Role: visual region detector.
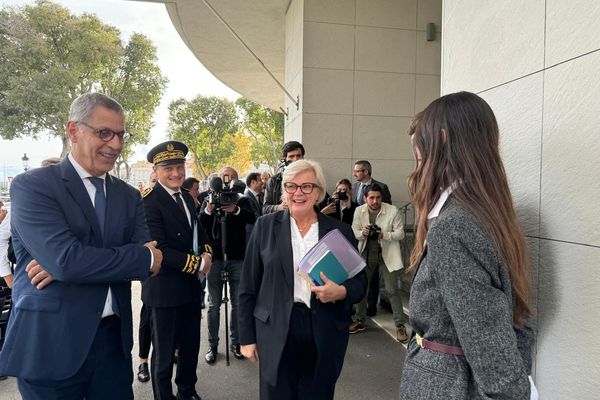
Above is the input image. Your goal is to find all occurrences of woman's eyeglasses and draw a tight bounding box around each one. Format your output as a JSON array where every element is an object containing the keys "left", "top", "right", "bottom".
[{"left": 283, "top": 182, "right": 320, "bottom": 194}]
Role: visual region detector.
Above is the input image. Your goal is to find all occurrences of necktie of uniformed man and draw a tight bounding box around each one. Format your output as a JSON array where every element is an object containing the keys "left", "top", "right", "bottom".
[
  {"left": 174, "top": 192, "right": 186, "bottom": 215},
  {"left": 89, "top": 177, "right": 106, "bottom": 235}
]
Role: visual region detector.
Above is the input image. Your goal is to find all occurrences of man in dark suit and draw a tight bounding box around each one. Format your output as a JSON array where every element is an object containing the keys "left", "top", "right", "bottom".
[
  {"left": 201, "top": 166, "right": 256, "bottom": 364},
  {"left": 0, "top": 92, "right": 163, "bottom": 399},
  {"left": 142, "top": 141, "right": 213, "bottom": 400},
  {"left": 243, "top": 172, "right": 264, "bottom": 241},
  {"left": 244, "top": 172, "right": 264, "bottom": 213},
  {"left": 352, "top": 160, "right": 392, "bottom": 205}
]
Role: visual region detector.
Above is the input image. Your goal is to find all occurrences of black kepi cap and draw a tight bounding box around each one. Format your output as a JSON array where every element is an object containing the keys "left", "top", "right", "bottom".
[{"left": 147, "top": 141, "right": 188, "bottom": 165}]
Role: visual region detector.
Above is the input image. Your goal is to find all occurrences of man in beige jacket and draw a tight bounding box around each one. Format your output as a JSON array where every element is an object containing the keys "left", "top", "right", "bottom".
[{"left": 350, "top": 183, "right": 408, "bottom": 343}]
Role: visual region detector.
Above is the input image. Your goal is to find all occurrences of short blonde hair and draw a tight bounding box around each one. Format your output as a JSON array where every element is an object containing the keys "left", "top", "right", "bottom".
[{"left": 282, "top": 159, "right": 326, "bottom": 203}]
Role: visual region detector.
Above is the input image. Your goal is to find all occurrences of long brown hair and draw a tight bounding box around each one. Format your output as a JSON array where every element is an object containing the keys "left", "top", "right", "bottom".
[{"left": 407, "top": 92, "right": 531, "bottom": 325}]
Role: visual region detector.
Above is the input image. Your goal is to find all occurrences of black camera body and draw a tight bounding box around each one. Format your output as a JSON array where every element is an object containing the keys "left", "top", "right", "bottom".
[
  {"left": 328, "top": 190, "right": 349, "bottom": 205},
  {"left": 336, "top": 190, "right": 348, "bottom": 201},
  {"left": 368, "top": 224, "right": 381, "bottom": 238},
  {"left": 208, "top": 174, "right": 239, "bottom": 208}
]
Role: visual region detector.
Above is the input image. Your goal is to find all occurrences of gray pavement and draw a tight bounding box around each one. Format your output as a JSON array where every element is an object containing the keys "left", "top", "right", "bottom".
[{"left": 1, "top": 282, "right": 406, "bottom": 399}]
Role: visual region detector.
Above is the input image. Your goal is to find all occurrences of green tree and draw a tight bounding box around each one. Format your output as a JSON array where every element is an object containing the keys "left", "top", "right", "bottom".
[
  {"left": 168, "top": 95, "right": 239, "bottom": 179},
  {"left": 235, "top": 97, "right": 284, "bottom": 172},
  {"left": 0, "top": 1, "right": 166, "bottom": 178}
]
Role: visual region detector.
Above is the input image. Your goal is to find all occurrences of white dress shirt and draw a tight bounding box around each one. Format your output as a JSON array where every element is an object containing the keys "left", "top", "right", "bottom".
[
  {"left": 158, "top": 181, "right": 191, "bottom": 226},
  {"left": 0, "top": 210, "right": 11, "bottom": 278},
  {"left": 290, "top": 218, "right": 318, "bottom": 307}
]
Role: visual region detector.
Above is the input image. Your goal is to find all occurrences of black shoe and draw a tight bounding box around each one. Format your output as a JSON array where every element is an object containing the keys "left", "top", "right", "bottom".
[
  {"left": 137, "top": 363, "right": 150, "bottom": 383},
  {"left": 230, "top": 343, "right": 245, "bottom": 360},
  {"left": 205, "top": 347, "right": 217, "bottom": 364},
  {"left": 176, "top": 393, "right": 202, "bottom": 400},
  {"left": 0, "top": 375, "right": 8, "bottom": 381}
]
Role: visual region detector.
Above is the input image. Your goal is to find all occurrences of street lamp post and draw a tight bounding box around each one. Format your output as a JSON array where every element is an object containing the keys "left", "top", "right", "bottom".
[{"left": 21, "top": 153, "right": 30, "bottom": 172}]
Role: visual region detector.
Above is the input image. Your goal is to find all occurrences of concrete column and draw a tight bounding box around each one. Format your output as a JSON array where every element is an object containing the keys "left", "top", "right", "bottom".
[{"left": 284, "top": 0, "right": 441, "bottom": 204}]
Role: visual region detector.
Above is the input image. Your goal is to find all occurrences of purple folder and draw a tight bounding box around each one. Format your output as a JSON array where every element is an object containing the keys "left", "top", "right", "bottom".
[{"left": 298, "top": 228, "right": 366, "bottom": 284}]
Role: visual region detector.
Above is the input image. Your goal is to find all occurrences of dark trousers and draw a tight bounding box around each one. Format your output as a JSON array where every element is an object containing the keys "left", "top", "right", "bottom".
[
  {"left": 138, "top": 304, "right": 152, "bottom": 359},
  {"left": 18, "top": 316, "right": 133, "bottom": 400},
  {"left": 367, "top": 263, "right": 380, "bottom": 311},
  {"left": 260, "top": 303, "right": 336, "bottom": 400},
  {"left": 206, "top": 259, "right": 242, "bottom": 349},
  {"left": 150, "top": 303, "right": 201, "bottom": 400}
]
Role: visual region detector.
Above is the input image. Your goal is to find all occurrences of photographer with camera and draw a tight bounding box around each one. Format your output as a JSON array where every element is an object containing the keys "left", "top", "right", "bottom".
[
  {"left": 350, "top": 183, "right": 408, "bottom": 343},
  {"left": 262, "top": 141, "right": 305, "bottom": 214},
  {"left": 201, "top": 166, "right": 256, "bottom": 365},
  {"left": 320, "top": 178, "right": 358, "bottom": 225}
]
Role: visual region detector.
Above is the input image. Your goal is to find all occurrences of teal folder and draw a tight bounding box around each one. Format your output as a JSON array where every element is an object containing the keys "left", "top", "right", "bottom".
[{"left": 308, "top": 250, "right": 348, "bottom": 286}]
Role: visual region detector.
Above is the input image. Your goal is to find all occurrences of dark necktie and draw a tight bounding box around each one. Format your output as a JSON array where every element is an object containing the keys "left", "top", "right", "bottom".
[
  {"left": 89, "top": 176, "right": 119, "bottom": 316},
  {"left": 174, "top": 192, "right": 187, "bottom": 216},
  {"left": 89, "top": 177, "right": 106, "bottom": 235},
  {"left": 257, "top": 192, "right": 263, "bottom": 207}
]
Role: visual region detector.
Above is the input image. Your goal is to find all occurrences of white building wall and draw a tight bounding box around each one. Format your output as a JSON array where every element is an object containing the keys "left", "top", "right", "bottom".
[
  {"left": 285, "top": 0, "right": 442, "bottom": 204},
  {"left": 442, "top": 1, "right": 600, "bottom": 398}
]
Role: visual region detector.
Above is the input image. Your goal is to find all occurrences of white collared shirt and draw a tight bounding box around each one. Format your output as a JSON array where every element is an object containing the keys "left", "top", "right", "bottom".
[
  {"left": 427, "top": 185, "right": 455, "bottom": 221},
  {"left": 290, "top": 218, "right": 318, "bottom": 307},
  {"left": 0, "top": 210, "right": 11, "bottom": 278},
  {"left": 158, "top": 181, "right": 191, "bottom": 226}
]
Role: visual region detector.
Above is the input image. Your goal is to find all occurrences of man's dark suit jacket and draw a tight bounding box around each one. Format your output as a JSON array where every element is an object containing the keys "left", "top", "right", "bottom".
[
  {"left": 141, "top": 182, "right": 212, "bottom": 307},
  {"left": 352, "top": 178, "right": 392, "bottom": 204},
  {"left": 0, "top": 158, "right": 152, "bottom": 380},
  {"left": 238, "top": 211, "right": 367, "bottom": 387}
]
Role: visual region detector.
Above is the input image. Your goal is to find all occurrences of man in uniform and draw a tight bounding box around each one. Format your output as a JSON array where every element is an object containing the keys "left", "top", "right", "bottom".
[{"left": 142, "top": 141, "right": 213, "bottom": 400}]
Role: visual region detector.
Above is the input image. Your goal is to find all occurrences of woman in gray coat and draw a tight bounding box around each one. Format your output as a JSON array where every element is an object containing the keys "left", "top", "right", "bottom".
[{"left": 399, "top": 92, "right": 534, "bottom": 399}]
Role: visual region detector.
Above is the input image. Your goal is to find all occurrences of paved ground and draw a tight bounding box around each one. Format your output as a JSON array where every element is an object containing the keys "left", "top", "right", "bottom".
[{"left": 0, "top": 282, "right": 407, "bottom": 399}]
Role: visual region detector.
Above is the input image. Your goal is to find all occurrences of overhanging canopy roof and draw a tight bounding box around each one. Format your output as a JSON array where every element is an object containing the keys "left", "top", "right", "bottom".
[{"left": 134, "top": 0, "right": 286, "bottom": 110}]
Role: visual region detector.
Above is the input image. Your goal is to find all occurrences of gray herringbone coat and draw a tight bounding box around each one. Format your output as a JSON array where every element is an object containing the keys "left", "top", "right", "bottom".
[{"left": 399, "top": 203, "right": 532, "bottom": 399}]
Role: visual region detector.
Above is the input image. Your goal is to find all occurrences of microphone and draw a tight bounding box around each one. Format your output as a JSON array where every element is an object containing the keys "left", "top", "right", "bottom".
[{"left": 209, "top": 176, "right": 223, "bottom": 192}]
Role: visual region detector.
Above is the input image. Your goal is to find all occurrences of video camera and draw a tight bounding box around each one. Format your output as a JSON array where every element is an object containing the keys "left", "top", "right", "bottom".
[
  {"left": 208, "top": 174, "right": 239, "bottom": 208},
  {"left": 367, "top": 224, "right": 381, "bottom": 238}
]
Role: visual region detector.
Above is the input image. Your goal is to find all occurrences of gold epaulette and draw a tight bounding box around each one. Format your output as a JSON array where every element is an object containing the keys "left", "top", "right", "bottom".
[
  {"left": 142, "top": 187, "right": 153, "bottom": 198},
  {"left": 182, "top": 254, "right": 202, "bottom": 274},
  {"left": 204, "top": 244, "right": 213, "bottom": 256}
]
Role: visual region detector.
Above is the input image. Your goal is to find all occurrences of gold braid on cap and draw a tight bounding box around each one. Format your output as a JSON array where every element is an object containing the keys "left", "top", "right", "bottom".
[{"left": 153, "top": 150, "right": 185, "bottom": 164}]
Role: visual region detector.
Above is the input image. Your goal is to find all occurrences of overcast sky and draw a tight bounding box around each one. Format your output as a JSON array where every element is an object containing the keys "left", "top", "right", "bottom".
[{"left": 0, "top": 0, "right": 239, "bottom": 171}]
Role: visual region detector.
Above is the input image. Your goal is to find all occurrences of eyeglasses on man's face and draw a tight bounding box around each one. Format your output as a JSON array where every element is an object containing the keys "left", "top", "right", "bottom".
[
  {"left": 77, "top": 121, "right": 130, "bottom": 143},
  {"left": 353, "top": 168, "right": 365, "bottom": 173},
  {"left": 283, "top": 182, "right": 320, "bottom": 195}
]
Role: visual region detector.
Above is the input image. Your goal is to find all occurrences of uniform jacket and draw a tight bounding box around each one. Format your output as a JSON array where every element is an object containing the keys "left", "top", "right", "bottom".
[
  {"left": 238, "top": 211, "right": 367, "bottom": 387},
  {"left": 352, "top": 202, "right": 404, "bottom": 272},
  {"left": 0, "top": 158, "right": 151, "bottom": 380},
  {"left": 141, "top": 182, "right": 212, "bottom": 308},
  {"left": 399, "top": 203, "right": 531, "bottom": 399}
]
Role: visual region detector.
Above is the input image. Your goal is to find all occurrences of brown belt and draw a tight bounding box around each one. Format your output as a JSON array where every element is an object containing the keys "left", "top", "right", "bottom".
[{"left": 415, "top": 334, "right": 464, "bottom": 356}]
